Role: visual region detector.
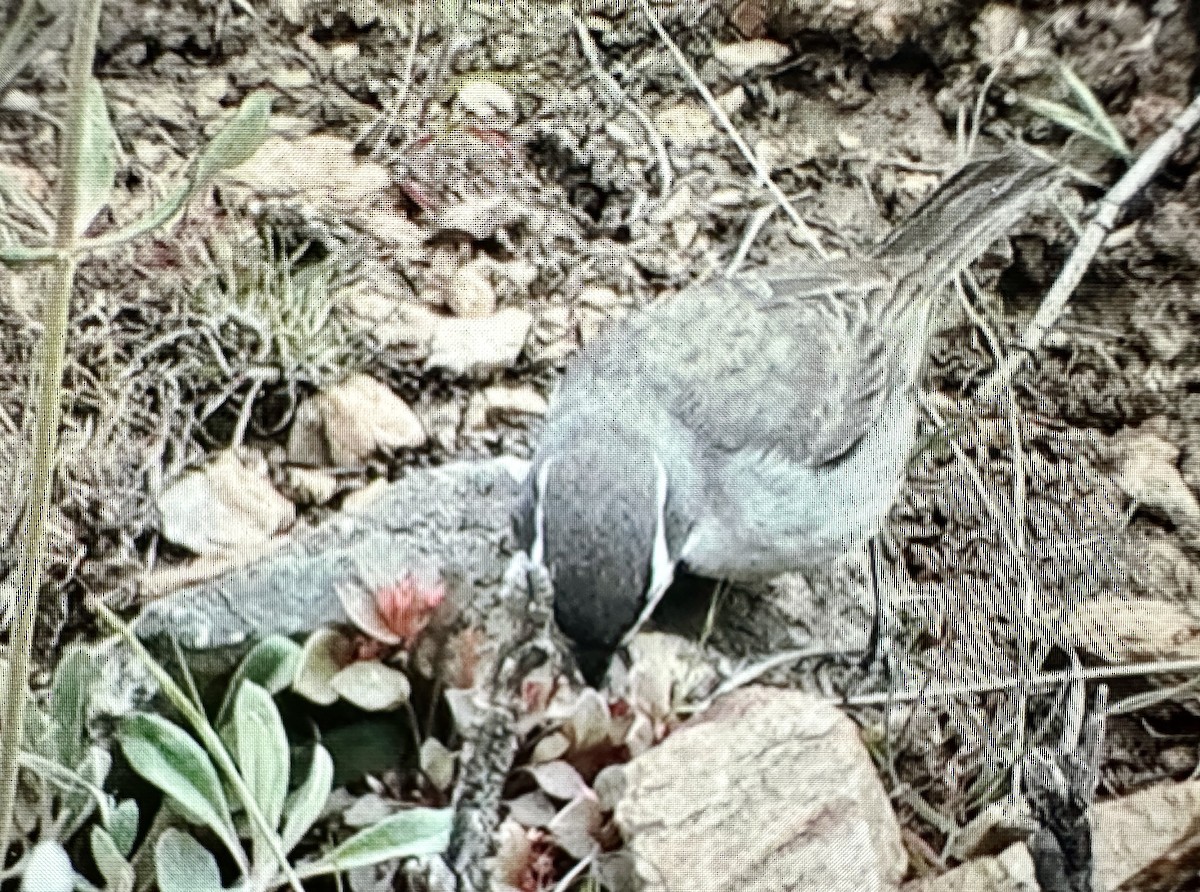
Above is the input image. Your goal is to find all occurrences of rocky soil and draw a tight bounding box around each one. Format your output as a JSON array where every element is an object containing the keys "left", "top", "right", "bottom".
[{"left": 5, "top": 0, "right": 1200, "bottom": 888}]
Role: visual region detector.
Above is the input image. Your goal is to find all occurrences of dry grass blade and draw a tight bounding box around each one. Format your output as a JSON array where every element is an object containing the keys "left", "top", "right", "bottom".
[{"left": 634, "top": 0, "right": 827, "bottom": 257}]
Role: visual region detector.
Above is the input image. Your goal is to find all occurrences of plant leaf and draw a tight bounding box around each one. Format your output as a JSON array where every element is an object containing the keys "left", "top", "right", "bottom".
[
  {"left": 90, "top": 827, "right": 135, "bottom": 892},
  {"left": 50, "top": 644, "right": 96, "bottom": 766},
  {"left": 1060, "top": 64, "right": 1131, "bottom": 158},
  {"left": 118, "top": 713, "right": 245, "bottom": 870},
  {"left": 0, "top": 239, "right": 52, "bottom": 264},
  {"left": 20, "top": 696, "right": 52, "bottom": 758},
  {"left": 280, "top": 744, "right": 333, "bottom": 854},
  {"left": 88, "top": 183, "right": 190, "bottom": 246},
  {"left": 1016, "top": 93, "right": 1125, "bottom": 158},
  {"left": 85, "top": 90, "right": 271, "bottom": 250},
  {"left": 58, "top": 746, "right": 112, "bottom": 840},
  {"left": 19, "top": 840, "right": 74, "bottom": 892},
  {"left": 74, "top": 78, "right": 117, "bottom": 235},
  {"left": 292, "top": 628, "right": 349, "bottom": 706},
  {"left": 330, "top": 660, "right": 411, "bottom": 712},
  {"left": 526, "top": 760, "right": 588, "bottom": 802},
  {"left": 106, "top": 798, "right": 140, "bottom": 858},
  {"left": 193, "top": 89, "right": 272, "bottom": 185},
  {"left": 216, "top": 635, "right": 301, "bottom": 727},
  {"left": 154, "top": 829, "right": 224, "bottom": 892},
  {"left": 298, "top": 808, "right": 452, "bottom": 877},
  {"left": 232, "top": 681, "right": 289, "bottom": 833}
]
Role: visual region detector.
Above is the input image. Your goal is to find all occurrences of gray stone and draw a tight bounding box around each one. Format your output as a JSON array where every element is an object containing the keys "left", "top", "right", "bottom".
[{"left": 136, "top": 458, "right": 528, "bottom": 652}]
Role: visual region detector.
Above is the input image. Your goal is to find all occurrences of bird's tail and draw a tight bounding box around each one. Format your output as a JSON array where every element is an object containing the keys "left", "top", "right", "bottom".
[{"left": 874, "top": 147, "right": 1062, "bottom": 289}]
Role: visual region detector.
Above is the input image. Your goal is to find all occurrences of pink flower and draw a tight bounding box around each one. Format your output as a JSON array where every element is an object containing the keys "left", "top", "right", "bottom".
[{"left": 373, "top": 572, "right": 447, "bottom": 643}]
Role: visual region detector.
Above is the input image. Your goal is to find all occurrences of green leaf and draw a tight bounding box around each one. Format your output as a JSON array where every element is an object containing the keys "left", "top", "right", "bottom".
[
  {"left": 1018, "top": 94, "right": 1103, "bottom": 140},
  {"left": 236, "top": 635, "right": 303, "bottom": 696},
  {"left": 1017, "top": 93, "right": 1127, "bottom": 159},
  {"left": 1060, "top": 64, "right": 1131, "bottom": 159},
  {"left": 50, "top": 644, "right": 96, "bottom": 766},
  {"left": 21, "top": 699, "right": 52, "bottom": 758},
  {"left": 216, "top": 635, "right": 301, "bottom": 727},
  {"left": 298, "top": 808, "right": 452, "bottom": 877},
  {"left": 89, "top": 182, "right": 190, "bottom": 247},
  {"left": 232, "top": 681, "right": 289, "bottom": 832},
  {"left": 193, "top": 90, "right": 272, "bottom": 185},
  {"left": 106, "top": 799, "right": 140, "bottom": 858},
  {"left": 330, "top": 660, "right": 411, "bottom": 712},
  {"left": 280, "top": 744, "right": 333, "bottom": 854},
  {"left": 291, "top": 628, "right": 347, "bottom": 707},
  {"left": 58, "top": 746, "right": 111, "bottom": 839},
  {"left": 118, "top": 713, "right": 244, "bottom": 870},
  {"left": 90, "top": 827, "right": 135, "bottom": 892},
  {"left": 19, "top": 840, "right": 74, "bottom": 892},
  {"left": 74, "top": 78, "right": 117, "bottom": 235},
  {"left": 0, "top": 239, "right": 53, "bottom": 265},
  {"left": 154, "top": 829, "right": 224, "bottom": 892},
  {"left": 85, "top": 90, "right": 271, "bottom": 251}
]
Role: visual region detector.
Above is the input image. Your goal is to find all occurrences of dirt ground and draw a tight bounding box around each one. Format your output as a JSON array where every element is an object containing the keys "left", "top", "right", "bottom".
[{"left": 4, "top": 0, "right": 1200, "bottom": 887}]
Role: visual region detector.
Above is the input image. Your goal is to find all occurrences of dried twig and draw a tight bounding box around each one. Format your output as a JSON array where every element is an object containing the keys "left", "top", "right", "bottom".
[
  {"left": 919, "top": 393, "right": 1038, "bottom": 604},
  {"left": 571, "top": 15, "right": 672, "bottom": 197},
  {"left": 844, "top": 655, "right": 1200, "bottom": 707},
  {"left": 690, "top": 646, "right": 849, "bottom": 706},
  {"left": 726, "top": 204, "right": 777, "bottom": 276},
  {"left": 634, "top": 0, "right": 828, "bottom": 258},
  {"left": 436, "top": 554, "right": 558, "bottom": 892},
  {"left": 1022, "top": 681, "right": 1106, "bottom": 892},
  {"left": 978, "top": 90, "right": 1200, "bottom": 398},
  {"left": 363, "top": 0, "right": 423, "bottom": 155},
  {"left": 951, "top": 273, "right": 1043, "bottom": 791}
]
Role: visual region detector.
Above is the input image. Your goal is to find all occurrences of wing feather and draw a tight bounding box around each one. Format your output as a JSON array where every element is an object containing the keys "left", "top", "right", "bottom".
[{"left": 560, "top": 262, "right": 904, "bottom": 468}]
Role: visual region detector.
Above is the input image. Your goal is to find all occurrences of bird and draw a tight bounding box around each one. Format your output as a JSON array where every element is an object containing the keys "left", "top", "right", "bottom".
[{"left": 515, "top": 148, "right": 1061, "bottom": 683}]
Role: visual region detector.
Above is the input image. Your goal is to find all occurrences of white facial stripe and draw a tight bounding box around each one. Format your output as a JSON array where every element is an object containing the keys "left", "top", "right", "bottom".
[
  {"left": 622, "top": 456, "right": 676, "bottom": 647},
  {"left": 650, "top": 456, "right": 672, "bottom": 592},
  {"left": 530, "top": 458, "right": 554, "bottom": 566}
]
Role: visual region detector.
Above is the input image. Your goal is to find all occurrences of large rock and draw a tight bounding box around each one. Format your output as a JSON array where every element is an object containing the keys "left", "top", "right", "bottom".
[
  {"left": 616, "top": 687, "right": 906, "bottom": 892},
  {"left": 903, "top": 845, "right": 1037, "bottom": 892},
  {"left": 136, "top": 457, "right": 527, "bottom": 651},
  {"left": 1093, "top": 778, "right": 1200, "bottom": 890}
]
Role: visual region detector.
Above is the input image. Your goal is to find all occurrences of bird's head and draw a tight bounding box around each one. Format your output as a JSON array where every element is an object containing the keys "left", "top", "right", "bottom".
[{"left": 515, "top": 437, "right": 674, "bottom": 684}]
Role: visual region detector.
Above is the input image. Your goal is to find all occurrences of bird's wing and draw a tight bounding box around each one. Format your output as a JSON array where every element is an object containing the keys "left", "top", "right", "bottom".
[
  {"left": 755, "top": 261, "right": 913, "bottom": 463},
  {"left": 555, "top": 150, "right": 1060, "bottom": 472},
  {"left": 569, "top": 260, "right": 905, "bottom": 468}
]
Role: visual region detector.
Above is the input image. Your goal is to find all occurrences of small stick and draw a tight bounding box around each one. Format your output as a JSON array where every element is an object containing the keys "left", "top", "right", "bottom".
[
  {"left": 635, "top": 0, "right": 828, "bottom": 259},
  {"left": 440, "top": 554, "right": 559, "bottom": 891},
  {"left": 572, "top": 15, "right": 673, "bottom": 198},
  {"left": 843, "top": 654, "right": 1200, "bottom": 707},
  {"left": 978, "top": 90, "right": 1200, "bottom": 399}
]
